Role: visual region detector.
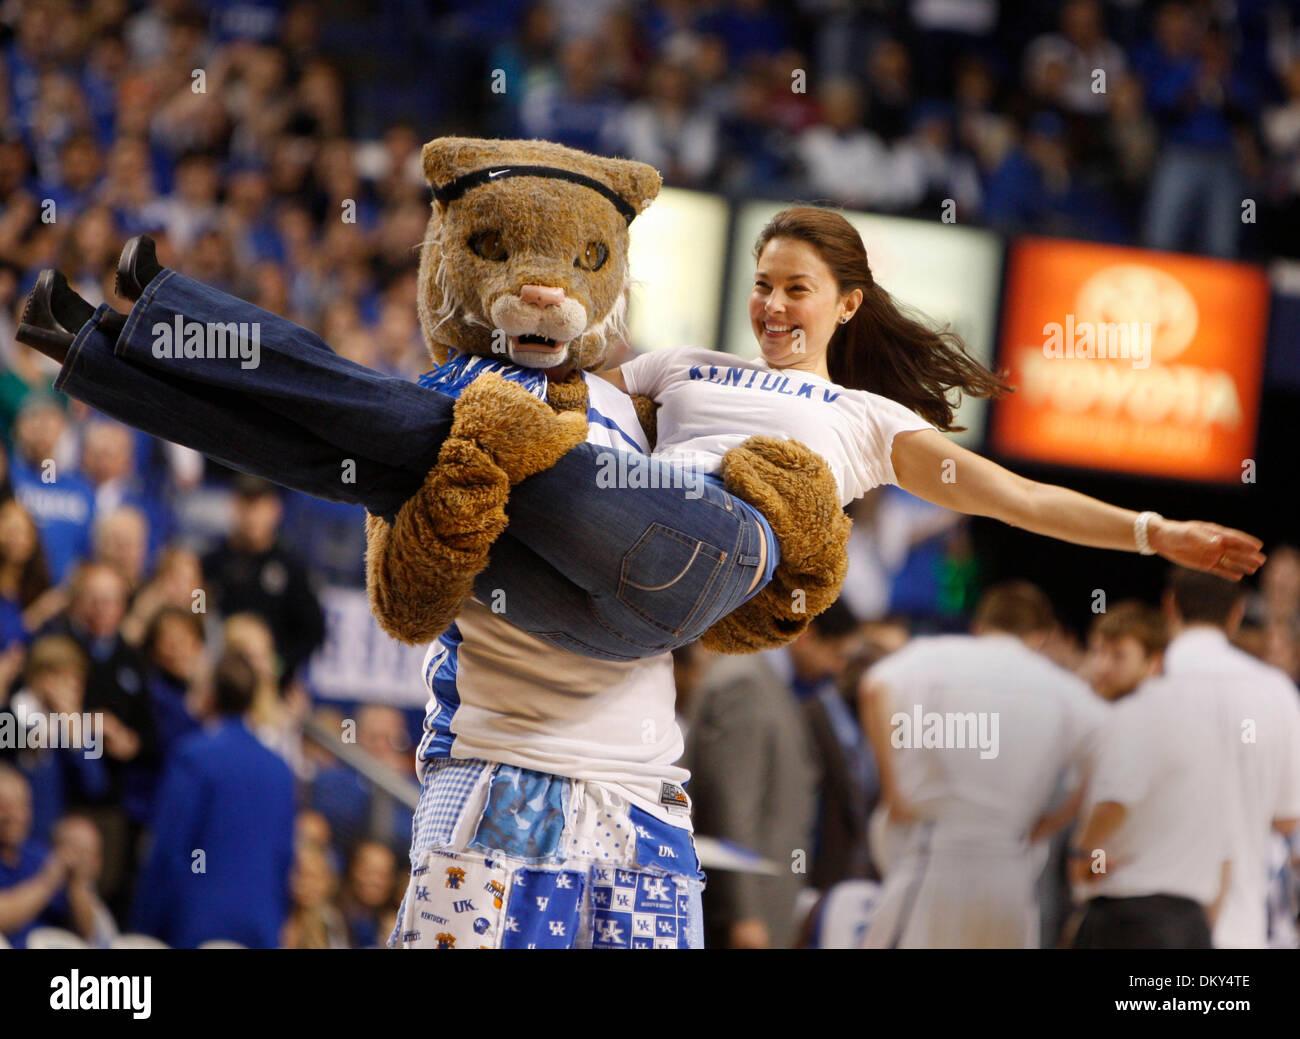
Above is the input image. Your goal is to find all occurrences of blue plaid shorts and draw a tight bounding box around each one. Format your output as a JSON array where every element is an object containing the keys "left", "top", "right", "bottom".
[{"left": 390, "top": 757, "right": 706, "bottom": 949}]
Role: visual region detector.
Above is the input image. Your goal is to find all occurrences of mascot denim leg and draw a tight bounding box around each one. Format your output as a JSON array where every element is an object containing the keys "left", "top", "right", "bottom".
[
  {"left": 391, "top": 757, "right": 706, "bottom": 949},
  {"left": 55, "top": 304, "right": 434, "bottom": 518}
]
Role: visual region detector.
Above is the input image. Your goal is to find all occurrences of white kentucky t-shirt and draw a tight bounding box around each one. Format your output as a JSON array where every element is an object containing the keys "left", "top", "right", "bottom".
[
  {"left": 414, "top": 367, "right": 691, "bottom": 828},
  {"left": 621, "top": 346, "right": 938, "bottom": 506}
]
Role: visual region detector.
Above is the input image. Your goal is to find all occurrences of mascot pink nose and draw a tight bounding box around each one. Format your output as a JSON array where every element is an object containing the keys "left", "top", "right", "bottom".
[{"left": 519, "top": 284, "right": 565, "bottom": 308}]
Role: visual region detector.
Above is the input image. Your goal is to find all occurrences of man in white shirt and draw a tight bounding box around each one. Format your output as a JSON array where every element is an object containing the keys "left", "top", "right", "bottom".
[
  {"left": 1160, "top": 568, "right": 1300, "bottom": 948},
  {"left": 1068, "top": 566, "right": 1300, "bottom": 948},
  {"left": 860, "top": 581, "right": 1106, "bottom": 948}
]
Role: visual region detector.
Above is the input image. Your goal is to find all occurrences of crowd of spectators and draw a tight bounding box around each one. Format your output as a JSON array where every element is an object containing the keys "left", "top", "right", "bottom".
[{"left": 3, "top": 0, "right": 1300, "bottom": 949}]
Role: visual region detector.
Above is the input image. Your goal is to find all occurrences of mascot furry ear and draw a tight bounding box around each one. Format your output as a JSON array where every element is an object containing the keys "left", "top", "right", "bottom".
[{"left": 364, "top": 136, "right": 849, "bottom": 654}]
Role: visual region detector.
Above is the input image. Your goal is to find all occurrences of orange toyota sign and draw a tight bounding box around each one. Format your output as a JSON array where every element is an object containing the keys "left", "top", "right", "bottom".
[{"left": 991, "top": 237, "right": 1269, "bottom": 482}]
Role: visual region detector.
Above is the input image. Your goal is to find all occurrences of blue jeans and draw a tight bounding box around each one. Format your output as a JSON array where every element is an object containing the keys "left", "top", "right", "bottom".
[{"left": 55, "top": 274, "right": 779, "bottom": 660}]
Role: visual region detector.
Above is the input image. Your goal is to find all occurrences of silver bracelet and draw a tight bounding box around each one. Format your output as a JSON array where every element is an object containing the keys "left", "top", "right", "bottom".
[{"left": 1134, "top": 511, "right": 1161, "bottom": 555}]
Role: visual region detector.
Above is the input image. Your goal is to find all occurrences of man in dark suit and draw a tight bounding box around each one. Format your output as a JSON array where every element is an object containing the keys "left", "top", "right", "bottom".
[
  {"left": 130, "top": 651, "right": 295, "bottom": 948},
  {"left": 684, "top": 601, "right": 861, "bottom": 949},
  {"left": 804, "top": 646, "right": 881, "bottom": 891},
  {"left": 200, "top": 475, "right": 326, "bottom": 687}
]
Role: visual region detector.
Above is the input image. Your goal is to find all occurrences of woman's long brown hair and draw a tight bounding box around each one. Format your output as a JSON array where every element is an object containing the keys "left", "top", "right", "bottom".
[{"left": 753, "top": 206, "right": 1013, "bottom": 431}]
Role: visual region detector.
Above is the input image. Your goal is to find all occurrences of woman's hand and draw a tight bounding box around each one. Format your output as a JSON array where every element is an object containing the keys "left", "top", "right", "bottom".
[{"left": 1149, "top": 518, "right": 1266, "bottom": 581}]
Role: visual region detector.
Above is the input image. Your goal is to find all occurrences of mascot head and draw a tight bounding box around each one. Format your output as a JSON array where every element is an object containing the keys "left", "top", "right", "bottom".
[{"left": 417, "top": 137, "right": 663, "bottom": 374}]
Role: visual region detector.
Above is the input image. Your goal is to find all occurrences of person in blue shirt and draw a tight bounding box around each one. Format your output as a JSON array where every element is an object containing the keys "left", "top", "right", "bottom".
[
  {"left": 130, "top": 650, "right": 295, "bottom": 948},
  {"left": 1135, "top": 8, "right": 1259, "bottom": 256},
  {"left": 0, "top": 764, "right": 98, "bottom": 948},
  {"left": 0, "top": 496, "right": 54, "bottom": 673},
  {"left": 8, "top": 396, "right": 95, "bottom": 585},
  {"left": 122, "top": 607, "right": 206, "bottom": 831}
]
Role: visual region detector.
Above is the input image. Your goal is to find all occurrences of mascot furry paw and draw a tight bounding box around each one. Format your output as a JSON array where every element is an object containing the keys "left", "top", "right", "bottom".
[{"left": 365, "top": 136, "right": 850, "bottom": 651}]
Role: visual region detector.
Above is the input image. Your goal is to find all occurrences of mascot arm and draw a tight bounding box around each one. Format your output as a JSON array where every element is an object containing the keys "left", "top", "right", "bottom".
[{"left": 365, "top": 444, "right": 510, "bottom": 647}]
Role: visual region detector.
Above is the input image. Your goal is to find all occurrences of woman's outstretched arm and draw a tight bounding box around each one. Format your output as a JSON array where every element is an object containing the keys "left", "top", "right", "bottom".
[{"left": 890, "top": 428, "right": 1266, "bottom": 580}]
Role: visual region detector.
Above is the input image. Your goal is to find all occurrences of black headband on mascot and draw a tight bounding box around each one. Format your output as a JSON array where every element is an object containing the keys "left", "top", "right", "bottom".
[{"left": 432, "top": 165, "right": 639, "bottom": 226}]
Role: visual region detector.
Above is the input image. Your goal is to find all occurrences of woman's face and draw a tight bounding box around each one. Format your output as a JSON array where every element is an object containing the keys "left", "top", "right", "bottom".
[
  {"left": 0, "top": 501, "right": 37, "bottom": 565},
  {"left": 749, "top": 237, "right": 854, "bottom": 371}
]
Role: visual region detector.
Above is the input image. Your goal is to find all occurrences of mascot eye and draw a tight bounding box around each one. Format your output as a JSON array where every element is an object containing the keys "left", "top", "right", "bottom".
[
  {"left": 575, "top": 241, "right": 608, "bottom": 272},
  {"left": 468, "top": 230, "right": 508, "bottom": 262}
]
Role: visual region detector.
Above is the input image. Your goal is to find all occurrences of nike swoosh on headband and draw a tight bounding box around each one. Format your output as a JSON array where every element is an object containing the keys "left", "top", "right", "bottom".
[{"left": 432, "top": 164, "right": 640, "bottom": 225}]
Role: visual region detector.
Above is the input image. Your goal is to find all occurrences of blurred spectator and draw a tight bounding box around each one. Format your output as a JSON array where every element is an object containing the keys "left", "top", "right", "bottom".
[
  {"left": 842, "top": 487, "right": 959, "bottom": 623},
  {"left": 140, "top": 606, "right": 206, "bottom": 756},
  {"left": 865, "top": 39, "right": 917, "bottom": 144},
  {"left": 803, "top": 603, "right": 880, "bottom": 892},
  {"left": 861, "top": 582, "right": 1105, "bottom": 948},
  {"left": 131, "top": 650, "right": 295, "bottom": 948},
  {"left": 891, "top": 102, "right": 984, "bottom": 219},
  {"left": 519, "top": 35, "right": 622, "bottom": 154},
  {"left": 669, "top": 640, "right": 710, "bottom": 738},
  {"left": 0, "top": 496, "right": 51, "bottom": 652},
  {"left": 201, "top": 475, "right": 326, "bottom": 686},
  {"left": 1080, "top": 599, "right": 1167, "bottom": 701},
  {"left": 223, "top": 612, "right": 310, "bottom": 777},
  {"left": 1158, "top": 568, "right": 1300, "bottom": 949},
  {"left": 0, "top": 764, "right": 98, "bottom": 948},
  {"left": 38, "top": 561, "right": 155, "bottom": 914},
  {"left": 125, "top": 606, "right": 209, "bottom": 832},
  {"left": 684, "top": 601, "right": 861, "bottom": 949},
  {"left": 50, "top": 813, "right": 117, "bottom": 946},
  {"left": 1071, "top": 589, "right": 1238, "bottom": 949},
  {"left": 1, "top": 635, "right": 110, "bottom": 844},
  {"left": 91, "top": 505, "right": 150, "bottom": 597},
  {"left": 309, "top": 703, "right": 413, "bottom": 856},
  {"left": 1024, "top": 0, "right": 1128, "bottom": 118},
  {"left": 984, "top": 109, "right": 1123, "bottom": 239},
  {"left": 120, "top": 544, "right": 206, "bottom": 648},
  {"left": 9, "top": 396, "right": 95, "bottom": 584},
  {"left": 607, "top": 57, "right": 718, "bottom": 187},
  {"left": 796, "top": 78, "right": 900, "bottom": 211},
  {"left": 80, "top": 419, "right": 174, "bottom": 565},
  {"left": 1137, "top": 8, "right": 1256, "bottom": 257},
  {"left": 281, "top": 839, "right": 349, "bottom": 949},
  {"left": 340, "top": 839, "right": 398, "bottom": 948}
]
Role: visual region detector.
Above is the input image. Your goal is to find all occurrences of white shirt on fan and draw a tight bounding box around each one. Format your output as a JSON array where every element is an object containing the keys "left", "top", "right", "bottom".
[
  {"left": 620, "top": 346, "right": 938, "bottom": 507},
  {"left": 1160, "top": 627, "right": 1300, "bottom": 948}
]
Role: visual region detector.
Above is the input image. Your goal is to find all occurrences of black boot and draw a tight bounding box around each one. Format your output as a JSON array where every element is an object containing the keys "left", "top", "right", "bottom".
[
  {"left": 15, "top": 270, "right": 96, "bottom": 364},
  {"left": 116, "top": 234, "right": 163, "bottom": 302}
]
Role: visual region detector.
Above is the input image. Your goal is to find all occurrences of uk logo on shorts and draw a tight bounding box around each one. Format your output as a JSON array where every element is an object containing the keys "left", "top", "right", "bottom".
[
  {"left": 591, "top": 867, "right": 691, "bottom": 949},
  {"left": 501, "top": 869, "right": 585, "bottom": 949}
]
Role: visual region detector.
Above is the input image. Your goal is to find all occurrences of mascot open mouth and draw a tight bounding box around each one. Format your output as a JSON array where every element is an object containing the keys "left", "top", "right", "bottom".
[
  {"left": 513, "top": 333, "right": 564, "bottom": 351},
  {"left": 507, "top": 333, "right": 573, "bottom": 366}
]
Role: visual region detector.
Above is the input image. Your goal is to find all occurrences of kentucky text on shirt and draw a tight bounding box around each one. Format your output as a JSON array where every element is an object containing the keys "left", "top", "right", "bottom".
[{"left": 688, "top": 364, "right": 842, "bottom": 403}]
